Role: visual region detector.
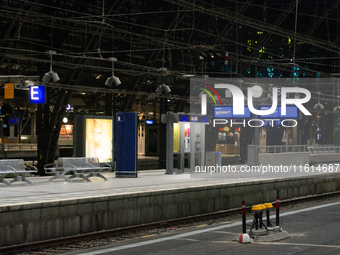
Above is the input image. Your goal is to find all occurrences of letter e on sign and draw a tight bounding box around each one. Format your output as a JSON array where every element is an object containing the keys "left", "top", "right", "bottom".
[{"left": 30, "top": 86, "right": 46, "bottom": 104}]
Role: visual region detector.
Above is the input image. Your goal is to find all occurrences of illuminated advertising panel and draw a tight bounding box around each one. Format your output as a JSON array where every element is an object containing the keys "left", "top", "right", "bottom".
[
  {"left": 59, "top": 125, "right": 73, "bottom": 139},
  {"left": 85, "top": 118, "right": 112, "bottom": 163}
]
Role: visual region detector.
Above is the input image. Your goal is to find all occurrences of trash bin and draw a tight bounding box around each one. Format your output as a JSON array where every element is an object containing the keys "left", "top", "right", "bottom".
[{"left": 206, "top": 151, "right": 221, "bottom": 167}]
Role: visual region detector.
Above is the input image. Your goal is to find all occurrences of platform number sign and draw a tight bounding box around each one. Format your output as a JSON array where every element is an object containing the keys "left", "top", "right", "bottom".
[{"left": 30, "top": 86, "right": 46, "bottom": 104}]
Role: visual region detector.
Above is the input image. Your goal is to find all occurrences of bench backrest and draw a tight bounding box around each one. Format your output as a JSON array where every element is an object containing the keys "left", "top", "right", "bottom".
[
  {"left": 0, "top": 159, "right": 25, "bottom": 172},
  {"left": 57, "top": 157, "right": 100, "bottom": 170}
]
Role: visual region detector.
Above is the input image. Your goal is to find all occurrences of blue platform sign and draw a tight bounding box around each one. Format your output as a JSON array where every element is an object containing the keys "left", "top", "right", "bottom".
[
  {"left": 280, "top": 105, "right": 299, "bottom": 118},
  {"left": 259, "top": 106, "right": 279, "bottom": 118},
  {"left": 30, "top": 86, "right": 46, "bottom": 104},
  {"left": 115, "top": 112, "right": 138, "bottom": 178},
  {"left": 259, "top": 106, "right": 299, "bottom": 119},
  {"left": 214, "top": 106, "right": 251, "bottom": 118}
]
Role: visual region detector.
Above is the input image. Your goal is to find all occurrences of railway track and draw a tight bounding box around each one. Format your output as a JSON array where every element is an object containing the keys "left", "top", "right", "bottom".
[{"left": 1, "top": 190, "right": 340, "bottom": 255}]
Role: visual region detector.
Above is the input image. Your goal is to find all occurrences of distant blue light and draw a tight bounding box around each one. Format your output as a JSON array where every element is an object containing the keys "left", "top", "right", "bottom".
[
  {"left": 202, "top": 117, "right": 209, "bottom": 123},
  {"left": 180, "top": 116, "right": 188, "bottom": 122},
  {"left": 146, "top": 120, "right": 153, "bottom": 124},
  {"left": 267, "top": 67, "right": 274, "bottom": 78}
]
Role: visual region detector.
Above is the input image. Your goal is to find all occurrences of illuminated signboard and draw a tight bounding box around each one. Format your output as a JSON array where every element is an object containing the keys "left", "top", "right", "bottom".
[
  {"left": 85, "top": 118, "right": 112, "bottom": 163},
  {"left": 219, "top": 127, "right": 230, "bottom": 132},
  {"left": 30, "top": 86, "right": 46, "bottom": 104},
  {"left": 60, "top": 124, "right": 73, "bottom": 139},
  {"left": 214, "top": 106, "right": 251, "bottom": 119},
  {"left": 180, "top": 115, "right": 188, "bottom": 122},
  {"left": 214, "top": 107, "right": 232, "bottom": 118},
  {"left": 259, "top": 106, "right": 279, "bottom": 118},
  {"left": 8, "top": 117, "right": 20, "bottom": 125},
  {"left": 281, "top": 105, "right": 299, "bottom": 118},
  {"left": 259, "top": 106, "right": 299, "bottom": 119},
  {"left": 4, "top": 83, "right": 14, "bottom": 99},
  {"left": 178, "top": 114, "right": 210, "bottom": 123}
]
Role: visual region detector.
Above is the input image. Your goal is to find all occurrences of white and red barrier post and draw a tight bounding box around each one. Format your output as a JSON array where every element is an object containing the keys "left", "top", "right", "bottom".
[
  {"left": 239, "top": 201, "right": 250, "bottom": 243},
  {"left": 276, "top": 196, "right": 280, "bottom": 226}
]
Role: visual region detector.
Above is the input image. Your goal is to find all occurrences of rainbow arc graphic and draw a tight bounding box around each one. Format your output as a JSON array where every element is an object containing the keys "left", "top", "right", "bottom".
[{"left": 199, "top": 83, "right": 222, "bottom": 106}]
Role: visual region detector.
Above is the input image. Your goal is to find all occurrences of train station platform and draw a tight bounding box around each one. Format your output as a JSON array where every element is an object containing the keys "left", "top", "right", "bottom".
[{"left": 1, "top": 167, "right": 339, "bottom": 247}]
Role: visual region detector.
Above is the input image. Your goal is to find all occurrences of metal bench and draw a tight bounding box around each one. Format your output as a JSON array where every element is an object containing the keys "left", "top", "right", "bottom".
[
  {"left": 0, "top": 159, "right": 38, "bottom": 186},
  {"left": 44, "top": 157, "right": 111, "bottom": 182}
]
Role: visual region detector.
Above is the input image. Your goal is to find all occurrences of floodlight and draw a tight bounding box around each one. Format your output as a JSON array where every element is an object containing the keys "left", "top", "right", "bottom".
[
  {"left": 112, "top": 75, "right": 121, "bottom": 86},
  {"left": 156, "top": 84, "right": 171, "bottom": 94},
  {"left": 156, "top": 85, "right": 164, "bottom": 94},
  {"left": 42, "top": 51, "right": 60, "bottom": 83},
  {"left": 105, "top": 76, "right": 113, "bottom": 87},
  {"left": 163, "top": 84, "right": 171, "bottom": 94},
  {"left": 313, "top": 103, "right": 324, "bottom": 110},
  {"left": 313, "top": 92, "right": 324, "bottom": 111},
  {"left": 105, "top": 57, "right": 121, "bottom": 87},
  {"left": 51, "top": 71, "right": 60, "bottom": 82},
  {"left": 42, "top": 72, "right": 51, "bottom": 83},
  {"left": 105, "top": 75, "right": 121, "bottom": 87}
]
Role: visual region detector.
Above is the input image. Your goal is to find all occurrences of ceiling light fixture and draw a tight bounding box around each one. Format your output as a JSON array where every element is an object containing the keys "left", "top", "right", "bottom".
[
  {"left": 105, "top": 57, "right": 121, "bottom": 87},
  {"left": 42, "top": 50, "right": 60, "bottom": 83},
  {"left": 313, "top": 92, "right": 324, "bottom": 111},
  {"left": 156, "top": 83, "right": 171, "bottom": 94}
]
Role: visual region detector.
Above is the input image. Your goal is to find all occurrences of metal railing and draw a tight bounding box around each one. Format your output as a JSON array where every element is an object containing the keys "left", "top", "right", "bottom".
[
  {"left": 258, "top": 145, "right": 309, "bottom": 154},
  {"left": 258, "top": 144, "right": 340, "bottom": 155},
  {"left": 0, "top": 143, "right": 37, "bottom": 151},
  {"left": 308, "top": 146, "right": 340, "bottom": 154}
]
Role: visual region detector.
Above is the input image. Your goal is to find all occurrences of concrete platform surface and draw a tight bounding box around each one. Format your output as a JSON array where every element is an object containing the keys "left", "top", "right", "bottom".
[
  {"left": 1, "top": 166, "right": 339, "bottom": 246},
  {"left": 0, "top": 165, "right": 338, "bottom": 207}
]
